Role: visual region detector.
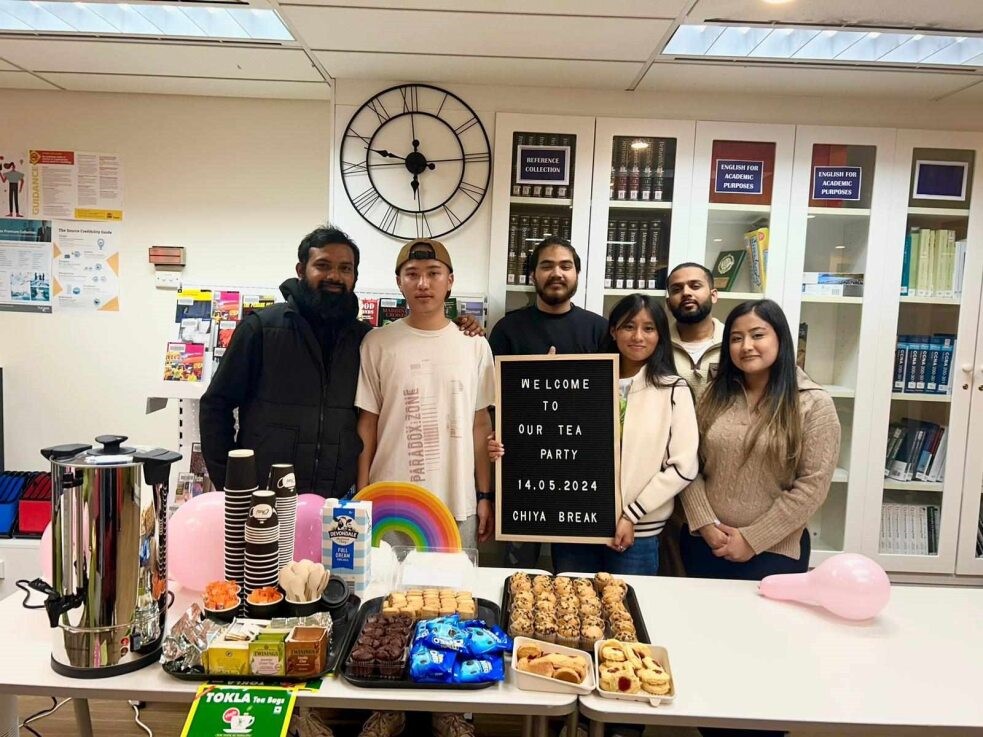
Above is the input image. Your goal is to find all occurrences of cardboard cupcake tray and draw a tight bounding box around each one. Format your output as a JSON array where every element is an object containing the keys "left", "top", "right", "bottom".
[
  {"left": 499, "top": 574, "right": 651, "bottom": 653},
  {"left": 340, "top": 596, "right": 503, "bottom": 690}
]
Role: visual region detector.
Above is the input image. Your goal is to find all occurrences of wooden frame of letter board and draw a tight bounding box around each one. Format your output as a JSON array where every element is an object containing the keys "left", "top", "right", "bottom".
[{"left": 494, "top": 354, "right": 621, "bottom": 544}]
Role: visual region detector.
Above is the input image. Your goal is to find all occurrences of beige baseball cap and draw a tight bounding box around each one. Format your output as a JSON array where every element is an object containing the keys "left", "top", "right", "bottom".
[{"left": 394, "top": 239, "right": 453, "bottom": 274}]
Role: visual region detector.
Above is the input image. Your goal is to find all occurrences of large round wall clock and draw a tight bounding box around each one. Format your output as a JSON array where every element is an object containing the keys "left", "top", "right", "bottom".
[{"left": 340, "top": 83, "right": 491, "bottom": 240}]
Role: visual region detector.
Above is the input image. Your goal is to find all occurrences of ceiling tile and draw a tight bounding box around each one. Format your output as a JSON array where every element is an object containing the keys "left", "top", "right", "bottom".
[
  {"left": 281, "top": 0, "right": 687, "bottom": 17},
  {"left": 942, "top": 78, "right": 983, "bottom": 101},
  {"left": 640, "top": 61, "right": 981, "bottom": 99},
  {"left": 284, "top": 6, "right": 669, "bottom": 61},
  {"left": 315, "top": 51, "right": 640, "bottom": 89},
  {"left": 0, "top": 39, "right": 321, "bottom": 81},
  {"left": 44, "top": 73, "right": 330, "bottom": 99},
  {"left": 689, "top": 0, "right": 983, "bottom": 32},
  {"left": 0, "top": 69, "right": 59, "bottom": 89}
]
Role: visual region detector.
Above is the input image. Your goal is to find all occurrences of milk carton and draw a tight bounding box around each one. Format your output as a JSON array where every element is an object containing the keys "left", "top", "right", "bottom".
[{"left": 322, "top": 499, "right": 372, "bottom": 597}]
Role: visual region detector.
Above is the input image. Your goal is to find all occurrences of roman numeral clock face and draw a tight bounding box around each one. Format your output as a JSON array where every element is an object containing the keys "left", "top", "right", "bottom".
[{"left": 340, "top": 84, "right": 491, "bottom": 239}]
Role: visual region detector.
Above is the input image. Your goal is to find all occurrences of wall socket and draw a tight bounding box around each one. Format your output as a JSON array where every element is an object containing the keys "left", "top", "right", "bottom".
[{"left": 155, "top": 271, "right": 182, "bottom": 290}]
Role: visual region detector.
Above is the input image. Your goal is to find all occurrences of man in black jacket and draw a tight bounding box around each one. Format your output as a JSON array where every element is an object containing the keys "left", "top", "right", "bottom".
[{"left": 200, "top": 225, "right": 370, "bottom": 497}]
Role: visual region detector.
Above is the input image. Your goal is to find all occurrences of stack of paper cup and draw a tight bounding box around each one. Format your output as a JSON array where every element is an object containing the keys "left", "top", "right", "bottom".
[
  {"left": 268, "top": 464, "right": 297, "bottom": 569},
  {"left": 244, "top": 491, "right": 279, "bottom": 594},
  {"left": 224, "top": 449, "right": 257, "bottom": 587}
]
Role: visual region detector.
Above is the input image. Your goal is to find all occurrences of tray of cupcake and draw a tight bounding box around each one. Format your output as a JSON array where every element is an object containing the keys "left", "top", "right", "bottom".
[
  {"left": 339, "top": 589, "right": 511, "bottom": 689},
  {"left": 500, "top": 572, "right": 650, "bottom": 653}
]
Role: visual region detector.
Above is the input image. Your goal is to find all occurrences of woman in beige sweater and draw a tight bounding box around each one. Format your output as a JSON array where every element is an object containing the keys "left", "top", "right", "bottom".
[
  {"left": 681, "top": 299, "right": 840, "bottom": 580},
  {"left": 491, "top": 293, "right": 700, "bottom": 575}
]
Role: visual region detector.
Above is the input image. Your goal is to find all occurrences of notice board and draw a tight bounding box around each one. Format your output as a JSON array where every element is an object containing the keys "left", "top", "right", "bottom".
[{"left": 495, "top": 354, "right": 621, "bottom": 544}]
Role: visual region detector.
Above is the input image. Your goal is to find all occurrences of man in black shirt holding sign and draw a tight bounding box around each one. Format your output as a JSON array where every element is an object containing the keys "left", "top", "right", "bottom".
[{"left": 489, "top": 235, "right": 607, "bottom": 569}]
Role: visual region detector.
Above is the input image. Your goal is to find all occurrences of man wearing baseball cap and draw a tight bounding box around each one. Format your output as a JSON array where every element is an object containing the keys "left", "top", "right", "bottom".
[{"left": 355, "top": 238, "right": 496, "bottom": 549}]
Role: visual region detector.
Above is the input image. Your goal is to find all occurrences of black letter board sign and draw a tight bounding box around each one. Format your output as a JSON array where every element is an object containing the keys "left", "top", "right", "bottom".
[{"left": 495, "top": 354, "right": 621, "bottom": 544}]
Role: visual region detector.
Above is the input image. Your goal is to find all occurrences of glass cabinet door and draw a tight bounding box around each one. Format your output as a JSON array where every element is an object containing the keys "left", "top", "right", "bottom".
[
  {"left": 487, "top": 113, "right": 595, "bottom": 324},
  {"left": 867, "top": 131, "right": 983, "bottom": 573},
  {"left": 687, "top": 122, "right": 795, "bottom": 309},
  {"left": 585, "top": 119, "right": 695, "bottom": 317},
  {"left": 784, "top": 127, "right": 896, "bottom": 566}
]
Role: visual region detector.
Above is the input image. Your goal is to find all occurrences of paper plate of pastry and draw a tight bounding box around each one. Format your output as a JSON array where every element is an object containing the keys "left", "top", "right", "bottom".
[
  {"left": 511, "top": 637, "right": 595, "bottom": 695},
  {"left": 594, "top": 638, "right": 675, "bottom": 706}
]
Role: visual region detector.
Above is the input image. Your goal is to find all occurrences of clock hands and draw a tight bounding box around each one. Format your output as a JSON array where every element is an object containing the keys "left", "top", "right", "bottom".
[{"left": 365, "top": 148, "right": 405, "bottom": 161}]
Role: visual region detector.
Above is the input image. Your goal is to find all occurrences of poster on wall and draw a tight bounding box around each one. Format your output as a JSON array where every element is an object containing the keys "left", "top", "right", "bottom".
[
  {"left": 28, "top": 150, "right": 124, "bottom": 221},
  {"left": 0, "top": 150, "right": 30, "bottom": 219},
  {"left": 52, "top": 220, "right": 121, "bottom": 311},
  {"left": 0, "top": 218, "right": 53, "bottom": 313}
]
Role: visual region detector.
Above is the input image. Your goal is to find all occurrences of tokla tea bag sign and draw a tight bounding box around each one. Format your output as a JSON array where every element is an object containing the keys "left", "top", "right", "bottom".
[{"left": 495, "top": 355, "right": 621, "bottom": 543}]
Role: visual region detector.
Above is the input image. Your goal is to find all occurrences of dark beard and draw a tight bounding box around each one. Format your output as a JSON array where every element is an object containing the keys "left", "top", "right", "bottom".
[
  {"left": 296, "top": 279, "right": 355, "bottom": 324},
  {"left": 670, "top": 299, "right": 712, "bottom": 324},
  {"left": 534, "top": 277, "right": 578, "bottom": 306}
]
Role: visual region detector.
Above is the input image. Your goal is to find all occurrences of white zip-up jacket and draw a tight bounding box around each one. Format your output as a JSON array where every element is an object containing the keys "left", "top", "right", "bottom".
[{"left": 619, "top": 374, "right": 700, "bottom": 537}]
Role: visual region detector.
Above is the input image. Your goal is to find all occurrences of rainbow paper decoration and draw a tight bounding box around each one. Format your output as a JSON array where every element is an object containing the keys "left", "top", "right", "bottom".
[{"left": 353, "top": 481, "right": 462, "bottom": 551}]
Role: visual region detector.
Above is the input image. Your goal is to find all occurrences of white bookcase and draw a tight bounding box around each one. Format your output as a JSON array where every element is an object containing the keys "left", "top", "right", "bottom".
[
  {"left": 686, "top": 121, "right": 796, "bottom": 307},
  {"left": 862, "top": 129, "right": 983, "bottom": 576},
  {"left": 486, "top": 114, "right": 983, "bottom": 581},
  {"left": 583, "top": 117, "right": 696, "bottom": 316},
  {"left": 782, "top": 125, "right": 897, "bottom": 565},
  {"left": 487, "top": 113, "right": 596, "bottom": 326}
]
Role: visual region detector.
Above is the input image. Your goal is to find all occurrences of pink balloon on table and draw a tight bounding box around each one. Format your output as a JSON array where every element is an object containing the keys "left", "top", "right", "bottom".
[
  {"left": 759, "top": 553, "right": 891, "bottom": 620},
  {"left": 39, "top": 522, "right": 52, "bottom": 581},
  {"left": 294, "top": 493, "right": 324, "bottom": 563},
  {"left": 168, "top": 492, "right": 226, "bottom": 592}
]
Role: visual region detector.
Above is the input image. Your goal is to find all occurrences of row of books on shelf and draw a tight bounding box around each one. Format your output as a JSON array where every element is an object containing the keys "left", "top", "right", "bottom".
[
  {"left": 900, "top": 228, "right": 966, "bottom": 299},
  {"left": 884, "top": 419, "right": 947, "bottom": 483},
  {"left": 506, "top": 214, "right": 572, "bottom": 285},
  {"left": 879, "top": 503, "right": 940, "bottom": 555},
  {"left": 165, "top": 287, "right": 277, "bottom": 383},
  {"left": 892, "top": 334, "right": 956, "bottom": 395},
  {"left": 609, "top": 137, "right": 675, "bottom": 203},
  {"left": 801, "top": 272, "right": 864, "bottom": 298},
  {"left": 603, "top": 218, "right": 668, "bottom": 291},
  {"left": 708, "top": 226, "right": 769, "bottom": 292},
  {"left": 510, "top": 133, "right": 574, "bottom": 199}
]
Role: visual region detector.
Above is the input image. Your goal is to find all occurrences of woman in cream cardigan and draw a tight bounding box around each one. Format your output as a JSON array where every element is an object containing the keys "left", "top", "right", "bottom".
[{"left": 491, "top": 293, "right": 700, "bottom": 575}]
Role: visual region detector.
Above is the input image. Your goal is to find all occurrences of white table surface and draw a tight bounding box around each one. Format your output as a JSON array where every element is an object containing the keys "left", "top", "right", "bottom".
[
  {"left": 0, "top": 567, "right": 576, "bottom": 717},
  {"left": 4, "top": 567, "right": 982, "bottom": 730},
  {"left": 580, "top": 574, "right": 983, "bottom": 731}
]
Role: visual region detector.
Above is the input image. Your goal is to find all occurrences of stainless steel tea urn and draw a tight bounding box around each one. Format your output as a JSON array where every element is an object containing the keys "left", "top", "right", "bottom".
[{"left": 39, "top": 435, "right": 181, "bottom": 678}]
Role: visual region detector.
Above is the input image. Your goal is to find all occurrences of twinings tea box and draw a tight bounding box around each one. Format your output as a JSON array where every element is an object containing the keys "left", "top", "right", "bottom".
[
  {"left": 249, "top": 639, "right": 285, "bottom": 677},
  {"left": 285, "top": 625, "right": 328, "bottom": 677},
  {"left": 206, "top": 640, "right": 249, "bottom": 676},
  {"left": 322, "top": 499, "right": 372, "bottom": 597}
]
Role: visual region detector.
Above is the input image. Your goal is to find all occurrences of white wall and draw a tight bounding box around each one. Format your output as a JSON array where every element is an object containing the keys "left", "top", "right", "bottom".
[
  {"left": 0, "top": 90, "right": 332, "bottom": 472},
  {"left": 333, "top": 78, "right": 983, "bottom": 295},
  {"left": 4, "top": 79, "right": 983, "bottom": 474}
]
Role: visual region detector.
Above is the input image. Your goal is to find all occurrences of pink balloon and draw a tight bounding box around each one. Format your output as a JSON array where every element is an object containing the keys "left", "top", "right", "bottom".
[
  {"left": 759, "top": 553, "right": 891, "bottom": 620},
  {"left": 294, "top": 494, "right": 324, "bottom": 563},
  {"left": 169, "top": 492, "right": 227, "bottom": 591},
  {"left": 39, "top": 522, "right": 52, "bottom": 581}
]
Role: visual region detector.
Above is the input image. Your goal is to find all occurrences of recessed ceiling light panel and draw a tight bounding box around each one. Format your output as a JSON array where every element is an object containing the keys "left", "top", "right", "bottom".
[
  {"left": 0, "top": 0, "right": 293, "bottom": 40},
  {"left": 664, "top": 22, "right": 983, "bottom": 69}
]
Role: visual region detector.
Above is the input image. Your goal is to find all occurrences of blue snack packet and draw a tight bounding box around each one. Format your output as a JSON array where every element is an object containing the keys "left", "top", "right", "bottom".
[
  {"left": 452, "top": 656, "right": 505, "bottom": 684},
  {"left": 409, "top": 643, "right": 457, "bottom": 683},
  {"left": 413, "top": 619, "right": 430, "bottom": 644},
  {"left": 463, "top": 622, "right": 513, "bottom": 656},
  {"left": 423, "top": 616, "right": 468, "bottom": 653}
]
